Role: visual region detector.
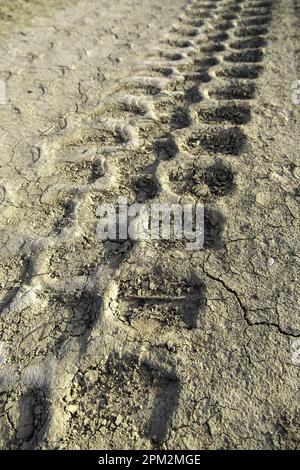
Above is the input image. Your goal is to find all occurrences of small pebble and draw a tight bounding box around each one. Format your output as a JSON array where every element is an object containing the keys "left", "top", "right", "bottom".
[
  {"left": 115, "top": 415, "right": 123, "bottom": 426},
  {"left": 66, "top": 404, "right": 78, "bottom": 413},
  {"left": 85, "top": 370, "right": 98, "bottom": 384}
]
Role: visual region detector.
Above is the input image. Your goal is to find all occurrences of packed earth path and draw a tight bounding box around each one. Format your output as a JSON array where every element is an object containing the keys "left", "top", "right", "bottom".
[{"left": 0, "top": 0, "right": 299, "bottom": 450}]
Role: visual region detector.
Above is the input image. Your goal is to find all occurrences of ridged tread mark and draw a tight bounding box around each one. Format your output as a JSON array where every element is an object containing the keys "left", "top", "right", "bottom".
[
  {"left": 133, "top": 175, "right": 158, "bottom": 202},
  {"left": 229, "top": 36, "right": 266, "bottom": 49},
  {"left": 217, "top": 64, "right": 262, "bottom": 78},
  {"left": 204, "top": 161, "right": 235, "bottom": 196},
  {"left": 197, "top": 103, "right": 251, "bottom": 124},
  {"left": 65, "top": 354, "right": 180, "bottom": 447},
  {"left": 188, "top": 127, "right": 247, "bottom": 155},
  {"left": 118, "top": 269, "right": 205, "bottom": 330},
  {"left": 225, "top": 49, "right": 264, "bottom": 62},
  {"left": 168, "top": 159, "right": 235, "bottom": 200},
  {"left": 210, "top": 81, "right": 256, "bottom": 99}
]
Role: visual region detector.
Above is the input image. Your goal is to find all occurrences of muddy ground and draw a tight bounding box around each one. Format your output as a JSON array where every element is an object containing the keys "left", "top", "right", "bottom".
[{"left": 0, "top": 0, "right": 299, "bottom": 450}]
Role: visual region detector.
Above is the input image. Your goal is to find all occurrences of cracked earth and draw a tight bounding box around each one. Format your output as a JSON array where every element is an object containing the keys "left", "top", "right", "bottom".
[{"left": 0, "top": 0, "right": 299, "bottom": 450}]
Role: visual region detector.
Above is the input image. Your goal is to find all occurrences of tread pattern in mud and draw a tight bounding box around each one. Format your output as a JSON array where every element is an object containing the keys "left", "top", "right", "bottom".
[{"left": 0, "top": 0, "right": 277, "bottom": 449}]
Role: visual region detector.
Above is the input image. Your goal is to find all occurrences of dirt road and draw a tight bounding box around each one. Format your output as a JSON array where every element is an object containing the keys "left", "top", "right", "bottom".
[{"left": 0, "top": 0, "right": 299, "bottom": 450}]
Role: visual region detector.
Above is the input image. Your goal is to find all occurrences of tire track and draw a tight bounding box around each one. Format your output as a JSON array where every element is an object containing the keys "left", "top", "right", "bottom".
[{"left": 0, "top": 0, "right": 278, "bottom": 449}]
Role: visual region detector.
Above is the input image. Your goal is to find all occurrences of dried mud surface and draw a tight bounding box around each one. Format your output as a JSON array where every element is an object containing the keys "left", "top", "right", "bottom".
[{"left": 0, "top": 0, "right": 299, "bottom": 450}]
